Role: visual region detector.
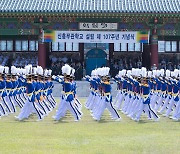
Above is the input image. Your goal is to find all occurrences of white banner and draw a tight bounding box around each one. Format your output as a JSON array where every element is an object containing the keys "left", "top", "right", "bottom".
[
  {"left": 79, "top": 23, "right": 118, "bottom": 30},
  {"left": 54, "top": 31, "right": 147, "bottom": 43}
]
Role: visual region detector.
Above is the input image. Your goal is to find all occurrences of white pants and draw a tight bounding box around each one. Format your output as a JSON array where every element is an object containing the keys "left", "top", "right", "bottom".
[
  {"left": 172, "top": 100, "right": 180, "bottom": 118},
  {"left": 85, "top": 92, "right": 93, "bottom": 108},
  {"left": 165, "top": 97, "right": 176, "bottom": 116},
  {"left": 159, "top": 95, "right": 171, "bottom": 114},
  {"left": 126, "top": 96, "right": 135, "bottom": 114},
  {"left": 54, "top": 97, "right": 66, "bottom": 120},
  {"left": 0, "top": 101, "right": 7, "bottom": 116},
  {"left": 12, "top": 95, "right": 23, "bottom": 108},
  {"left": 17, "top": 100, "right": 32, "bottom": 120},
  {"left": 128, "top": 98, "right": 138, "bottom": 116},
  {"left": 150, "top": 93, "right": 159, "bottom": 109},
  {"left": 63, "top": 100, "right": 80, "bottom": 121},
  {"left": 5, "top": 96, "right": 16, "bottom": 113},
  {"left": 136, "top": 103, "right": 159, "bottom": 120},
  {"left": 115, "top": 92, "right": 124, "bottom": 110},
  {"left": 122, "top": 94, "right": 130, "bottom": 112},
  {"left": 17, "top": 99, "right": 44, "bottom": 120},
  {"left": 113, "top": 91, "right": 121, "bottom": 106},
  {"left": 154, "top": 94, "right": 165, "bottom": 112},
  {"left": 95, "top": 97, "right": 120, "bottom": 120},
  {"left": 1, "top": 96, "right": 12, "bottom": 113}
]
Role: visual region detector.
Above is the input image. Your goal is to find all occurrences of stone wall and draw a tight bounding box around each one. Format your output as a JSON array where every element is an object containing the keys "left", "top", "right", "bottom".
[{"left": 52, "top": 81, "right": 118, "bottom": 97}]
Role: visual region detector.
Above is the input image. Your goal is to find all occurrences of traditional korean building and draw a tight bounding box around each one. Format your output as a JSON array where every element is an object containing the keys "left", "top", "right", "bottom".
[{"left": 0, "top": 0, "right": 180, "bottom": 74}]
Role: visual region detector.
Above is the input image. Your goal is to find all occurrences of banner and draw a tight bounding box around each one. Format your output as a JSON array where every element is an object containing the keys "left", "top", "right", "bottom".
[
  {"left": 43, "top": 30, "right": 149, "bottom": 43},
  {"left": 43, "top": 30, "right": 55, "bottom": 42},
  {"left": 136, "top": 31, "right": 149, "bottom": 43}
]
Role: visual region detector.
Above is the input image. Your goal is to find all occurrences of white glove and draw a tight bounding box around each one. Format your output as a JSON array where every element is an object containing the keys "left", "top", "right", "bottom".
[{"left": 52, "top": 75, "right": 56, "bottom": 80}]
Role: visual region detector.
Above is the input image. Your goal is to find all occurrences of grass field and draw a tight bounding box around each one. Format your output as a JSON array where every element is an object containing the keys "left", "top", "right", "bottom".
[{"left": 0, "top": 98, "right": 180, "bottom": 154}]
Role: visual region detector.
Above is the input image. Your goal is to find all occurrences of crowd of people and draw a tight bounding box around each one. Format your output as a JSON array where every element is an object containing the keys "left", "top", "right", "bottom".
[
  {"left": 110, "top": 55, "right": 142, "bottom": 77},
  {"left": 0, "top": 54, "right": 9, "bottom": 66},
  {"left": 159, "top": 54, "right": 180, "bottom": 70},
  {"left": 0, "top": 53, "right": 180, "bottom": 80},
  {"left": 11, "top": 53, "right": 38, "bottom": 67},
  {"left": 49, "top": 53, "right": 83, "bottom": 80},
  {"left": 0, "top": 53, "right": 38, "bottom": 67}
]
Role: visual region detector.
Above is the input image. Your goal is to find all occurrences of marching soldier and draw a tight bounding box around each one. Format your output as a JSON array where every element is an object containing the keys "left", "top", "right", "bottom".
[
  {"left": 85, "top": 67, "right": 121, "bottom": 121},
  {"left": 52, "top": 64, "right": 81, "bottom": 121}
]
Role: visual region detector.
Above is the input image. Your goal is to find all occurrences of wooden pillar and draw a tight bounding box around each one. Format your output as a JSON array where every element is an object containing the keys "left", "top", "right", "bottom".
[
  {"left": 109, "top": 43, "right": 114, "bottom": 65},
  {"left": 109, "top": 43, "right": 114, "bottom": 76},
  {"left": 46, "top": 42, "right": 50, "bottom": 68},
  {"left": 38, "top": 42, "right": 47, "bottom": 68},
  {"left": 151, "top": 29, "right": 159, "bottom": 68},
  {"left": 79, "top": 43, "right": 84, "bottom": 65},
  {"left": 177, "top": 41, "right": 179, "bottom": 53},
  {"left": 142, "top": 44, "right": 151, "bottom": 70}
]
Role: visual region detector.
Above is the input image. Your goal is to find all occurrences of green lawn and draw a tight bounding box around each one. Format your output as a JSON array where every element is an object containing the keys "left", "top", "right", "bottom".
[{"left": 0, "top": 98, "right": 180, "bottom": 154}]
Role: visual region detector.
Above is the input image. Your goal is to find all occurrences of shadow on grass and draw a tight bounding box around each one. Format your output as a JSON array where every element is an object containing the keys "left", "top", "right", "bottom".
[
  {"left": 98, "top": 119, "right": 112, "bottom": 123},
  {"left": 53, "top": 118, "right": 70, "bottom": 124},
  {"left": 137, "top": 120, "right": 148, "bottom": 124},
  {"left": 137, "top": 119, "right": 161, "bottom": 124}
]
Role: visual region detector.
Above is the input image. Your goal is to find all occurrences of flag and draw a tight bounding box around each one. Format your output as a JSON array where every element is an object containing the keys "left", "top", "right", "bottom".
[
  {"left": 136, "top": 31, "right": 149, "bottom": 43},
  {"left": 43, "top": 30, "right": 55, "bottom": 42}
]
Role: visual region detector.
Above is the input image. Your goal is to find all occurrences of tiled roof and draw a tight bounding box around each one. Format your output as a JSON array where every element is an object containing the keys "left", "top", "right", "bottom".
[{"left": 0, "top": 0, "right": 179, "bottom": 13}]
